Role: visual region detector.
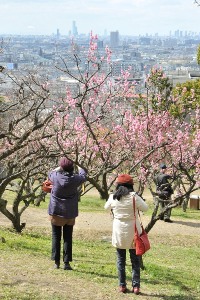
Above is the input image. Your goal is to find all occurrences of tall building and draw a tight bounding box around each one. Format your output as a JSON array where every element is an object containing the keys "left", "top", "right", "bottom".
[
  {"left": 174, "top": 30, "right": 180, "bottom": 37},
  {"left": 56, "top": 29, "right": 60, "bottom": 39},
  {"left": 72, "top": 21, "right": 78, "bottom": 37},
  {"left": 97, "top": 40, "right": 103, "bottom": 48},
  {"left": 110, "top": 31, "right": 119, "bottom": 48}
]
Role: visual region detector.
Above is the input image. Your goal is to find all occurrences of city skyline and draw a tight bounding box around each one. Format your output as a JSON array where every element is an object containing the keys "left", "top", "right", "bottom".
[{"left": 0, "top": 0, "right": 200, "bottom": 37}]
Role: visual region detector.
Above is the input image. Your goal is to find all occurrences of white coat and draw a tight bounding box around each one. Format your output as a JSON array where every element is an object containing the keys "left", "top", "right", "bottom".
[{"left": 104, "top": 192, "right": 148, "bottom": 249}]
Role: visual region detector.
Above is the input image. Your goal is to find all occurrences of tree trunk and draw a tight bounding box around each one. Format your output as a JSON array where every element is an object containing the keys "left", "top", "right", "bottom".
[
  {"left": 87, "top": 177, "right": 109, "bottom": 200},
  {"left": 182, "top": 195, "right": 190, "bottom": 212},
  {"left": 11, "top": 217, "right": 26, "bottom": 233},
  {"left": 0, "top": 198, "right": 26, "bottom": 233}
]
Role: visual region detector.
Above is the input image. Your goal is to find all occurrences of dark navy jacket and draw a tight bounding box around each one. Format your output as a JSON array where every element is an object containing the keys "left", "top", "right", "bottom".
[{"left": 48, "top": 168, "right": 87, "bottom": 219}]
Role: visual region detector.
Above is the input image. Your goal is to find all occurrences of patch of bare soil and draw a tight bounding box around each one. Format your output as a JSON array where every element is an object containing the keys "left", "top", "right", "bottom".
[
  {"left": 1, "top": 207, "right": 200, "bottom": 236},
  {"left": 0, "top": 208, "right": 200, "bottom": 300}
]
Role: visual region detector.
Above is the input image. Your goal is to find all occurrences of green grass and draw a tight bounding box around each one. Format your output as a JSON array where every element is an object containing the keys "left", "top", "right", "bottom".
[
  {"left": 145, "top": 201, "right": 200, "bottom": 220},
  {"left": 0, "top": 222, "right": 200, "bottom": 300},
  {"left": 2, "top": 185, "right": 200, "bottom": 299},
  {"left": 171, "top": 207, "right": 200, "bottom": 220},
  {"left": 4, "top": 186, "right": 200, "bottom": 219},
  {"left": 32, "top": 193, "right": 105, "bottom": 212},
  {"left": 31, "top": 194, "right": 200, "bottom": 221},
  {"left": 79, "top": 195, "right": 105, "bottom": 211}
]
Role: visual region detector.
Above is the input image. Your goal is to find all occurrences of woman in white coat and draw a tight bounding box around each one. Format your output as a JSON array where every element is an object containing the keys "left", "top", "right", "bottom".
[{"left": 104, "top": 174, "right": 148, "bottom": 295}]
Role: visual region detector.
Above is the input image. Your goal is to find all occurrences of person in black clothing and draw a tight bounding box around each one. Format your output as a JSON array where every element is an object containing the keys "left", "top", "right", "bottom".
[{"left": 155, "top": 163, "right": 174, "bottom": 223}]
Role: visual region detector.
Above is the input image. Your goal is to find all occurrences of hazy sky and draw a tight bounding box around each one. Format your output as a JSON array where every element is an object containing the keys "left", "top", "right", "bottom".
[{"left": 0, "top": 0, "right": 199, "bottom": 36}]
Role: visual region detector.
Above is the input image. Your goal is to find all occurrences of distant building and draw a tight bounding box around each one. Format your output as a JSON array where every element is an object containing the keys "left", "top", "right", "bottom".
[
  {"left": 97, "top": 40, "right": 103, "bottom": 48},
  {"left": 72, "top": 21, "right": 78, "bottom": 37},
  {"left": 110, "top": 31, "right": 119, "bottom": 48},
  {"left": 7, "top": 63, "right": 18, "bottom": 70},
  {"left": 56, "top": 29, "right": 60, "bottom": 39},
  {"left": 139, "top": 37, "right": 151, "bottom": 45},
  {"left": 189, "top": 71, "right": 200, "bottom": 80},
  {"left": 166, "top": 71, "right": 192, "bottom": 86},
  {"left": 39, "top": 47, "right": 43, "bottom": 57}
]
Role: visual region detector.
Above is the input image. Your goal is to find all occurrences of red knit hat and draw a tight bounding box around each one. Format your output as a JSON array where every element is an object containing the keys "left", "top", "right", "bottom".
[
  {"left": 59, "top": 157, "right": 74, "bottom": 172},
  {"left": 116, "top": 174, "right": 133, "bottom": 185}
]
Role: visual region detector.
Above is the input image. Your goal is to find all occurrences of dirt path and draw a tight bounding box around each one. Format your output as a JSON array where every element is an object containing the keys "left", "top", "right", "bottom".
[{"left": 0, "top": 207, "right": 200, "bottom": 236}]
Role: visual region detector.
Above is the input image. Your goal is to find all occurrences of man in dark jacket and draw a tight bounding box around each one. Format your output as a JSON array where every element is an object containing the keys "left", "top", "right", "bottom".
[{"left": 156, "top": 163, "right": 173, "bottom": 223}]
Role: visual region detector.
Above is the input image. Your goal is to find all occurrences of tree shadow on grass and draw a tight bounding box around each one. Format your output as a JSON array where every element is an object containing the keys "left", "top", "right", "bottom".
[
  {"left": 139, "top": 293, "right": 198, "bottom": 300},
  {"left": 138, "top": 266, "right": 199, "bottom": 300},
  {"left": 72, "top": 257, "right": 199, "bottom": 299},
  {"left": 74, "top": 268, "right": 117, "bottom": 280},
  {"left": 73, "top": 268, "right": 199, "bottom": 300},
  {"left": 73, "top": 267, "right": 198, "bottom": 299},
  {"left": 172, "top": 220, "right": 200, "bottom": 228}
]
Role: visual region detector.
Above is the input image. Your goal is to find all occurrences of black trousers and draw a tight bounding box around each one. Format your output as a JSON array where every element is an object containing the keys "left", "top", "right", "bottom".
[{"left": 51, "top": 224, "right": 73, "bottom": 264}]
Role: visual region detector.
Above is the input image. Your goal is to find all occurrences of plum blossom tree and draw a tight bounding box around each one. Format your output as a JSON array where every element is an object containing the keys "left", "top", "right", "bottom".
[
  {"left": 0, "top": 67, "right": 55, "bottom": 232},
  {"left": 143, "top": 117, "right": 199, "bottom": 231},
  {"left": 44, "top": 34, "right": 199, "bottom": 212},
  {"left": 134, "top": 67, "right": 200, "bottom": 219},
  {"left": 1, "top": 34, "right": 199, "bottom": 233},
  {"left": 42, "top": 34, "right": 177, "bottom": 199}
]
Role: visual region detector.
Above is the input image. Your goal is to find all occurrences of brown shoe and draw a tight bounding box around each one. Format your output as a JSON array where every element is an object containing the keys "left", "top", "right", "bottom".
[
  {"left": 119, "top": 286, "right": 127, "bottom": 293},
  {"left": 132, "top": 287, "right": 140, "bottom": 295}
]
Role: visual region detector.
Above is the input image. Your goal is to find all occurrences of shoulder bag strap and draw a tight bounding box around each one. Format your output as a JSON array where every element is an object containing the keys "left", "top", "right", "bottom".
[
  {"left": 133, "top": 196, "right": 143, "bottom": 232},
  {"left": 133, "top": 196, "right": 137, "bottom": 233}
]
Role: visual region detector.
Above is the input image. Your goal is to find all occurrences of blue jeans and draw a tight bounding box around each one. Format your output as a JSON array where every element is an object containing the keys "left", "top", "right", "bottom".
[
  {"left": 116, "top": 248, "right": 140, "bottom": 288},
  {"left": 51, "top": 224, "right": 73, "bottom": 264}
]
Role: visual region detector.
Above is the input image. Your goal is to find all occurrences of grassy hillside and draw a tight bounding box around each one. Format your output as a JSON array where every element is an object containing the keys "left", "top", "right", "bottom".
[{"left": 0, "top": 195, "right": 200, "bottom": 299}]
